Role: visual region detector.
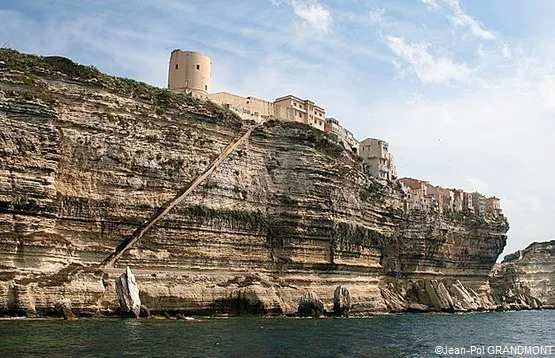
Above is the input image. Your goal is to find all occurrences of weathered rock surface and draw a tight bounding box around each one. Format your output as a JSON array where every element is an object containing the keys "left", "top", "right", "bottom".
[
  {"left": 380, "top": 278, "right": 494, "bottom": 312},
  {"left": 139, "top": 305, "right": 151, "bottom": 318},
  {"left": 298, "top": 291, "right": 324, "bottom": 317},
  {"left": 58, "top": 300, "right": 77, "bottom": 320},
  {"left": 333, "top": 285, "right": 351, "bottom": 317},
  {"left": 0, "top": 49, "right": 511, "bottom": 315},
  {"left": 490, "top": 241, "right": 555, "bottom": 310},
  {"left": 115, "top": 267, "right": 141, "bottom": 318}
]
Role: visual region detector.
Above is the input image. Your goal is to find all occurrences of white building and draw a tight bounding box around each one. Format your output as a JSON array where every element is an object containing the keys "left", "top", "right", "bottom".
[{"left": 359, "top": 138, "right": 397, "bottom": 181}]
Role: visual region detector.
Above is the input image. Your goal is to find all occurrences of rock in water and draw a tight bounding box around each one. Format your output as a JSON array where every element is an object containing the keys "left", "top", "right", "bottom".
[
  {"left": 25, "top": 308, "right": 37, "bottom": 318},
  {"left": 407, "top": 303, "right": 429, "bottom": 312},
  {"left": 333, "top": 286, "right": 351, "bottom": 317},
  {"left": 59, "top": 301, "right": 77, "bottom": 320},
  {"left": 115, "top": 267, "right": 141, "bottom": 318},
  {"left": 297, "top": 292, "right": 324, "bottom": 317},
  {"left": 139, "top": 305, "right": 151, "bottom": 318}
]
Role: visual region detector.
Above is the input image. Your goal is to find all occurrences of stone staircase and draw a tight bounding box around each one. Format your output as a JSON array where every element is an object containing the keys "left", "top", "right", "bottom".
[{"left": 99, "top": 122, "right": 261, "bottom": 268}]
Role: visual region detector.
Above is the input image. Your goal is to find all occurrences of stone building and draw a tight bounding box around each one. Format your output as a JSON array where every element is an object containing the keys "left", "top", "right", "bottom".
[
  {"left": 167, "top": 50, "right": 359, "bottom": 146},
  {"left": 425, "top": 184, "right": 442, "bottom": 213},
  {"left": 400, "top": 178, "right": 436, "bottom": 212},
  {"left": 208, "top": 92, "right": 274, "bottom": 123},
  {"left": 463, "top": 192, "right": 475, "bottom": 213},
  {"left": 485, "top": 197, "right": 502, "bottom": 216},
  {"left": 399, "top": 178, "right": 428, "bottom": 197},
  {"left": 472, "top": 192, "right": 486, "bottom": 216},
  {"left": 452, "top": 189, "right": 464, "bottom": 212},
  {"left": 406, "top": 191, "right": 433, "bottom": 212},
  {"left": 398, "top": 176, "right": 500, "bottom": 216},
  {"left": 168, "top": 50, "right": 211, "bottom": 99},
  {"left": 324, "top": 118, "right": 359, "bottom": 153},
  {"left": 274, "top": 95, "right": 326, "bottom": 131},
  {"left": 440, "top": 188, "right": 455, "bottom": 212},
  {"left": 360, "top": 138, "right": 397, "bottom": 181}
]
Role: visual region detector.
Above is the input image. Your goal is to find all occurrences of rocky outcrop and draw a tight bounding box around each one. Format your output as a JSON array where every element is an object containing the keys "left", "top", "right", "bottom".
[
  {"left": 380, "top": 278, "right": 495, "bottom": 312},
  {"left": 0, "top": 49, "right": 510, "bottom": 316},
  {"left": 333, "top": 286, "right": 351, "bottom": 317},
  {"left": 58, "top": 300, "right": 77, "bottom": 320},
  {"left": 490, "top": 241, "right": 555, "bottom": 310},
  {"left": 139, "top": 305, "right": 151, "bottom": 318},
  {"left": 297, "top": 292, "right": 324, "bottom": 317},
  {"left": 115, "top": 267, "right": 141, "bottom": 317}
]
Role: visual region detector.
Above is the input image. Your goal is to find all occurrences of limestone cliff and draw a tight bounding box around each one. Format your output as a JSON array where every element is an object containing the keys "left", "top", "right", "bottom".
[
  {"left": 490, "top": 241, "right": 555, "bottom": 310},
  {"left": 0, "top": 49, "right": 509, "bottom": 316}
]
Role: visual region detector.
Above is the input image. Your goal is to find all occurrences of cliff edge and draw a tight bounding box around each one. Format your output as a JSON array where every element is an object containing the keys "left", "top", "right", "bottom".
[{"left": 0, "top": 49, "right": 509, "bottom": 316}]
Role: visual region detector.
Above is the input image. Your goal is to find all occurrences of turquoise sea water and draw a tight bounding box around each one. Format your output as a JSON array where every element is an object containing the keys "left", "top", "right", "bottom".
[{"left": 1, "top": 311, "right": 554, "bottom": 357}]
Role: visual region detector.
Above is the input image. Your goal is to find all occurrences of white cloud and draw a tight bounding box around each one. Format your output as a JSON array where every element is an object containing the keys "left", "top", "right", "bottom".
[
  {"left": 386, "top": 36, "right": 472, "bottom": 83},
  {"left": 446, "top": 0, "right": 495, "bottom": 39},
  {"left": 368, "top": 8, "right": 385, "bottom": 24},
  {"left": 421, "top": 0, "right": 440, "bottom": 9},
  {"left": 502, "top": 43, "right": 512, "bottom": 59},
  {"left": 291, "top": 0, "right": 332, "bottom": 34}
]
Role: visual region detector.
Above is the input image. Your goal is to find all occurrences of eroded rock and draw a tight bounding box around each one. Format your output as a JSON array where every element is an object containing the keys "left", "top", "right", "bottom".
[
  {"left": 407, "top": 303, "right": 429, "bottom": 312},
  {"left": 297, "top": 292, "right": 324, "bottom": 317},
  {"left": 333, "top": 286, "right": 351, "bottom": 317},
  {"left": 490, "top": 241, "right": 555, "bottom": 309},
  {"left": 25, "top": 308, "right": 37, "bottom": 318},
  {"left": 139, "top": 305, "right": 151, "bottom": 318},
  {"left": 59, "top": 301, "right": 77, "bottom": 320},
  {"left": 115, "top": 267, "right": 141, "bottom": 318}
]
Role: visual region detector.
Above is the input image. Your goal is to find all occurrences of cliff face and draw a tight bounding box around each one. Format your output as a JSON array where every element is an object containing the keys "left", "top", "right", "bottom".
[
  {"left": 0, "top": 50, "right": 509, "bottom": 316},
  {"left": 491, "top": 241, "right": 555, "bottom": 310}
]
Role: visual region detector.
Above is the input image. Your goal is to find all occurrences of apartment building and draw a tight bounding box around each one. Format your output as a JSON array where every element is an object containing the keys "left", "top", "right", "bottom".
[
  {"left": 360, "top": 138, "right": 397, "bottom": 181},
  {"left": 274, "top": 95, "right": 326, "bottom": 131},
  {"left": 324, "top": 117, "right": 360, "bottom": 153}
]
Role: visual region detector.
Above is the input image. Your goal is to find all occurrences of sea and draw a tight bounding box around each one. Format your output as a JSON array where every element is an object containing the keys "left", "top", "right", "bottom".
[{"left": 1, "top": 310, "right": 554, "bottom": 357}]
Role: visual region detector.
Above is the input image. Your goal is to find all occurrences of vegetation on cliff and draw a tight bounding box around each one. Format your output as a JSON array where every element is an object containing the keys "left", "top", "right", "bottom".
[{"left": 0, "top": 48, "right": 242, "bottom": 126}]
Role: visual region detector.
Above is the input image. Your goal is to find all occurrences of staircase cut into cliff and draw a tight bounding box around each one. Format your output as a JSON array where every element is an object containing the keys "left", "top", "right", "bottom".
[{"left": 99, "top": 123, "right": 262, "bottom": 268}]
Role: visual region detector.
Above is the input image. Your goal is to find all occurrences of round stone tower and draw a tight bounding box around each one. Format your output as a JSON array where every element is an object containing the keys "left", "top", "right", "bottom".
[{"left": 168, "top": 50, "right": 211, "bottom": 98}]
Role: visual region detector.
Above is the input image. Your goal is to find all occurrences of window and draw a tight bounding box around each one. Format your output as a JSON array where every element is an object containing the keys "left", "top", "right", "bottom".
[
  {"left": 196, "top": 64, "right": 200, "bottom": 70},
  {"left": 175, "top": 64, "right": 179, "bottom": 69},
  {"left": 205, "top": 85, "right": 207, "bottom": 90},
  {"left": 294, "top": 103, "right": 297, "bottom": 107}
]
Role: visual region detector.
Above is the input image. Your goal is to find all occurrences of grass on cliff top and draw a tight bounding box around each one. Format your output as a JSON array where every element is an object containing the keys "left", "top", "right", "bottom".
[{"left": 0, "top": 48, "right": 242, "bottom": 126}]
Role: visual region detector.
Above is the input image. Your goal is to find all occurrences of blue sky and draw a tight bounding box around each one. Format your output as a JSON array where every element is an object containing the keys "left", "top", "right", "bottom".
[{"left": 2, "top": 0, "right": 554, "bottom": 258}]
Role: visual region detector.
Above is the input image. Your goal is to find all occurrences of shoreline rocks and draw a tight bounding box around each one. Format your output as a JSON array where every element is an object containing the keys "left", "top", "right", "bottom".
[
  {"left": 333, "top": 286, "right": 351, "bottom": 317},
  {"left": 115, "top": 267, "right": 141, "bottom": 318},
  {"left": 297, "top": 292, "right": 324, "bottom": 317}
]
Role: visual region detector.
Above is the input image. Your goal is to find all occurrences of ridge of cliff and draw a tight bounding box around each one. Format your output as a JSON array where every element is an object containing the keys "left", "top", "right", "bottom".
[{"left": 0, "top": 49, "right": 510, "bottom": 316}]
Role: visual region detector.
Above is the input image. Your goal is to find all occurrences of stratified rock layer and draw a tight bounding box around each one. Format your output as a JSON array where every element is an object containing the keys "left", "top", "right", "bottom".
[
  {"left": 491, "top": 241, "right": 555, "bottom": 310},
  {"left": 0, "top": 49, "right": 510, "bottom": 315}
]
